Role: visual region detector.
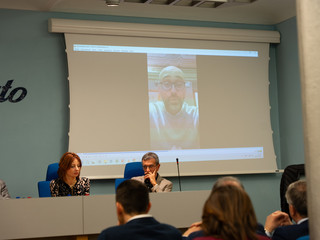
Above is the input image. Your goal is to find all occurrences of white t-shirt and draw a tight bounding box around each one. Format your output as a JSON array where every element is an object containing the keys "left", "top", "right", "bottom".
[{"left": 149, "top": 101, "right": 200, "bottom": 150}]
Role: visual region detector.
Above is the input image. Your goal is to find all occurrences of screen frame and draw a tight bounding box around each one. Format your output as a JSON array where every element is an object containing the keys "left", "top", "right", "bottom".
[{"left": 49, "top": 18, "right": 280, "bottom": 179}]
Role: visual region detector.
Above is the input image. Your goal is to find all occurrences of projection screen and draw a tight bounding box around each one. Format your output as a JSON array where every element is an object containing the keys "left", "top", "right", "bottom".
[{"left": 50, "top": 19, "right": 280, "bottom": 179}]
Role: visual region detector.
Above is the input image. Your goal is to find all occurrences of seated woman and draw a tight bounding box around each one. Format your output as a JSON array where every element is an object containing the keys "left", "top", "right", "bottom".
[
  {"left": 50, "top": 152, "right": 90, "bottom": 197},
  {"left": 194, "top": 185, "right": 269, "bottom": 240},
  {"left": 0, "top": 179, "right": 10, "bottom": 199}
]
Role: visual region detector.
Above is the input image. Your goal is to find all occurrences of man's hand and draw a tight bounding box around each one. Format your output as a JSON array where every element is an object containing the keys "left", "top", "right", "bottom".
[
  {"left": 144, "top": 170, "right": 157, "bottom": 186},
  {"left": 265, "top": 211, "right": 292, "bottom": 233}
]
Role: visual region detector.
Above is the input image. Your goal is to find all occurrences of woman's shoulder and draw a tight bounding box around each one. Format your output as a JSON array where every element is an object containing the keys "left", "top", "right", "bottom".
[
  {"left": 50, "top": 178, "right": 61, "bottom": 184},
  {"left": 50, "top": 178, "right": 63, "bottom": 188},
  {"left": 79, "top": 177, "right": 90, "bottom": 183}
]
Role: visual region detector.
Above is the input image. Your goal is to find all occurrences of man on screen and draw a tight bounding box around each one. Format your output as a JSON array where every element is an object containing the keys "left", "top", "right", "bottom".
[
  {"left": 131, "top": 152, "right": 172, "bottom": 193},
  {"left": 149, "top": 65, "right": 200, "bottom": 150}
]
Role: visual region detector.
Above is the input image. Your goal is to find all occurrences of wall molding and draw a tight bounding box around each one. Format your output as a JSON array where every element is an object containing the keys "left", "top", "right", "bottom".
[{"left": 49, "top": 18, "right": 280, "bottom": 43}]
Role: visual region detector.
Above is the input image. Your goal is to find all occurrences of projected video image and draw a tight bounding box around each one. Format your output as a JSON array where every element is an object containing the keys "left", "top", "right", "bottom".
[
  {"left": 67, "top": 38, "right": 276, "bottom": 178},
  {"left": 147, "top": 54, "right": 200, "bottom": 150}
]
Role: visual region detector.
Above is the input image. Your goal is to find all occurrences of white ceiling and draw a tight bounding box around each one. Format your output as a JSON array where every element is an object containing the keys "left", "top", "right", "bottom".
[{"left": 0, "top": 0, "right": 296, "bottom": 25}]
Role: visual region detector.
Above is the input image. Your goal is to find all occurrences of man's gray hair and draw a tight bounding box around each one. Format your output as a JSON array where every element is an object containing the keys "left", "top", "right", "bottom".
[
  {"left": 285, "top": 179, "right": 307, "bottom": 217},
  {"left": 141, "top": 152, "right": 159, "bottom": 165},
  {"left": 213, "top": 176, "right": 244, "bottom": 190}
]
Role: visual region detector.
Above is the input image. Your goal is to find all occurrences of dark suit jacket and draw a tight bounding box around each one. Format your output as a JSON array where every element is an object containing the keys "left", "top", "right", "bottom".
[
  {"left": 185, "top": 230, "right": 204, "bottom": 240},
  {"left": 98, "top": 216, "right": 182, "bottom": 240},
  {"left": 272, "top": 220, "right": 309, "bottom": 240}
]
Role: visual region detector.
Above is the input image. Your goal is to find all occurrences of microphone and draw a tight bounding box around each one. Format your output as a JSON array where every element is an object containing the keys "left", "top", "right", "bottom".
[
  {"left": 144, "top": 178, "right": 151, "bottom": 184},
  {"left": 144, "top": 178, "right": 151, "bottom": 185},
  {"left": 176, "top": 158, "right": 182, "bottom": 191},
  {"left": 144, "top": 177, "right": 153, "bottom": 192}
]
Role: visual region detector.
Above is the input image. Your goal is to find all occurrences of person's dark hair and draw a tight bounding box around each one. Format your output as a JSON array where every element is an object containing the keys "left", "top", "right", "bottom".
[
  {"left": 116, "top": 180, "right": 150, "bottom": 215},
  {"left": 58, "top": 152, "right": 82, "bottom": 180},
  {"left": 212, "top": 176, "right": 244, "bottom": 190},
  {"left": 201, "top": 185, "right": 258, "bottom": 240},
  {"left": 285, "top": 179, "right": 307, "bottom": 217},
  {"left": 142, "top": 152, "right": 159, "bottom": 165}
]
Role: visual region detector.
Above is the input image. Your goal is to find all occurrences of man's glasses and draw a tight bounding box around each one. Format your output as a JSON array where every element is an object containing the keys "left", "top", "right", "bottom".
[
  {"left": 142, "top": 164, "right": 157, "bottom": 170},
  {"left": 160, "top": 81, "right": 186, "bottom": 91}
]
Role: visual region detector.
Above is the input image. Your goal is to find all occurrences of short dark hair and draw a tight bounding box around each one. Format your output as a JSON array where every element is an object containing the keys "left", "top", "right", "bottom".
[
  {"left": 285, "top": 179, "right": 307, "bottom": 217},
  {"left": 58, "top": 152, "right": 82, "bottom": 180},
  {"left": 116, "top": 180, "right": 150, "bottom": 214},
  {"left": 142, "top": 152, "right": 159, "bottom": 165}
]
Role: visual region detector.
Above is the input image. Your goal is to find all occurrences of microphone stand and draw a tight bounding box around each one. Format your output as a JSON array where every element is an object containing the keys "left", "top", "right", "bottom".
[{"left": 176, "top": 158, "right": 182, "bottom": 191}]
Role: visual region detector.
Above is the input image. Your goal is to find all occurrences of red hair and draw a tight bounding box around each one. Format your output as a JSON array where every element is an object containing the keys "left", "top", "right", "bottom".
[{"left": 58, "top": 152, "right": 82, "bottom": 180}]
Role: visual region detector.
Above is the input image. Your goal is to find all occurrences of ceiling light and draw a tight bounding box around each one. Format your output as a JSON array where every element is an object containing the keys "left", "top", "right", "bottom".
[
  {"left": 205, "top": 0, "right": 257, "bottom": 7},
  {"left": 105, "top": 0, "right": 120, "bottom": 6}
]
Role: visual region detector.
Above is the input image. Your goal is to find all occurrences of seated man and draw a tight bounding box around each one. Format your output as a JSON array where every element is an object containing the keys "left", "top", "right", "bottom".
[
  {"left": 264, "top": 179, "right": 308, "bottom": 240},
  {"left": 132, "top": 152, "right": 172, "bottom": 192},
  {"left": 0, "top": 179, "right": 10, "bottom": 199},
  {"left": 98, "top": 180, "right": 182, "bottom": 240}
]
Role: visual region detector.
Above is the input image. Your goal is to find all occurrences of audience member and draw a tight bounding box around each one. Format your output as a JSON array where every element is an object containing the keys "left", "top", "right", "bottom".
[
  {"left": 183, "top": 176, "right": 264, "bottom": 239},
  {"left": 212, "top": 176, "right": 244, "bottom": 189},
  {"left": 132, "top": 152, "right": 172, "bottom": 192},
  {"left": 0, "top": 179, "right": 10, "bottom": 199},
  {"left": 194, "top": 185, "right": 269, "bottom": 240},
  {"left": 183, "top": 176, "right": 243, "bottom": 238},
  {"left": 264, "top": 179, "right": 308, "bottom": 240},
  {"left": 98, "top": 179, "right": 182, "bottom": 240},
  {"left": 50, "top": 152, "right": 90, "bottom": 197}
]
